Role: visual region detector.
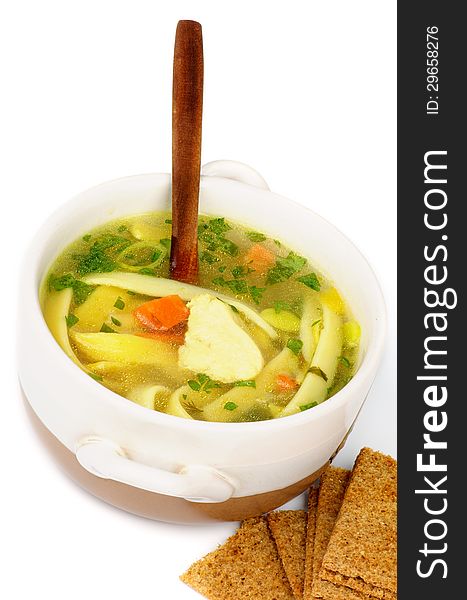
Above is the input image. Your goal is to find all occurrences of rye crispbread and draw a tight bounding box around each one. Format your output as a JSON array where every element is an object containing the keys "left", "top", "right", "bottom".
[
  {"left": 267, "top": 510, "right": 308, "bottom": 599},
  {"left": 310, "top": 466, "right": 351, "bottom": 598},
  {"left": 180, "top": 516, "right": 294, "bottom": 599},
  {"left": 320, "top": 448, "right": 397, "bottom": 600},
  {"left": 303, "top": 487, "right": 319, "bottom": 600}
]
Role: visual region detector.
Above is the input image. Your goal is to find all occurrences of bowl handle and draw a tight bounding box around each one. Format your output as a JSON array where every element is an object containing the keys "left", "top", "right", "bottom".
[
  {"left": 75, "top": 437, "right": 236, "bottom": 503},
  {"left": 201, "top": 160, "right": 270, "bottom": 190}
]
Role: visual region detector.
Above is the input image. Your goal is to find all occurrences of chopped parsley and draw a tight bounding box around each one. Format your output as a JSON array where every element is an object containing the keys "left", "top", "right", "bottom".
[
  {"left": 49, "top": 273, "right": 94, "bottom": 306},
  {"left": 110, "top": 316, "right": 122, "bottom": 327},
  {"left": 114, "top": 297, "right": 125, "bottom": 310},
  {"left": 82, "top": 234, "right": 92, "bottom": 242},
  {"left": 273, "top": 300, "right": 291, "bottom": 313},
  {"left": 198, "top": 218, "right": 238, "bottom": 257},
  {"left": 246, "top": 231, "right": 267, "bottom": 243},
  {"left": 218, "top": 265, "right": 227, "bottom": 273},
  {"left": 297, "top": 272, "right": 321, "bottom": 291},
  {"left": 117, "top": 224, "right": 128, "bottom": 232},
  {"left": 224, "top": 402, "right": 238, "bottom": 411},
  {"left": 100, "top": 323, "right": 117, "bottom": 333},
  {"left": 299, "top": 401, "right": 318, "bottom": 412},
  {"left": 126, "top": 290, "right": 137, "bottom": 295},
  {"left": 214, "top": 277, "right": 265, "bottom": 305},
  {"left": 187, "top": 373, "right": 221, "bottom": 393},
  {"left": 139, "top": 267, "right": 155, "bottom": 276},
  {"left": 218, "top": 238, "right": 239, "bottom": 256},
  {"left": 200, "top": 251, "right": 219, "bottom": 264},
  {"left": 159, "top": 238, "right": 171, "bottom": 250},
  {"left": 233, "top": 380, "right": 256, "bottom": 388},
  {"left": 339, "top": 356, "right": 351, "bottom": 368},
  {"left": 75, "top": 235, "right": 131, "bottom": 276},
  {"left": 266, "top": 252, "right": 307, "bottom": 284},
  {"left": 165, "top": 219, "right": 172, "bottom": 224},
  {"left": 231, "top": 265, "right": 248, "bottom": 279},
  {"left": 212, "top": 276, "right": 249, "bottom": 295},
  {"left": 206, "top": 217, "right": 231, "bottom": 235},
  {"left": 287, "top": 338, "right": 303, "bottom": 356},
  {"left": 65, "top": 314, "right": 79, "bottom": 328},
  {"left": 309, "top": 366, "right": 328, "bottom": 381},
  {"left": 249, "top": 285, "right": 265, "bottom": 305}
]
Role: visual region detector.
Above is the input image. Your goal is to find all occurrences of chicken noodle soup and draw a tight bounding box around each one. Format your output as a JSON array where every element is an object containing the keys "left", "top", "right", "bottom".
[{"left": 41, "top": 212, "right": 361, "bottom": 422}]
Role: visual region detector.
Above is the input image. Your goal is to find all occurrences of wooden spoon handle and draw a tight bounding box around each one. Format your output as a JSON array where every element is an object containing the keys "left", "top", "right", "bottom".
[{"left": 170, "top": 20, "right": 204, "bottom": 284}]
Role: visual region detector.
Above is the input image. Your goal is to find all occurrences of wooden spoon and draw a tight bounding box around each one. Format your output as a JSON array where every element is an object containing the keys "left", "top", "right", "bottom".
[{"left": 170, "top": 20, "right": 204, "bottom": 284}]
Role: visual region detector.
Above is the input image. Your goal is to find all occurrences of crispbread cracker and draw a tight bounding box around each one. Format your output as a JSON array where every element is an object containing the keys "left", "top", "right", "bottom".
[
  {"left": 320, "top": 448, "right": 397, "bottom": 599},
  {"left": 311, "top": 466, "right": 351, "bottom": 598},
  {"left": 268, "top": 510, "right": 307, "bottom": 599},
  {"left": 303, "top": 487, "right": 318, "bottom": 600},
  {"left": 317, "top": 579, "right": 385, "bottom": 599},
  {"left": 180, "top": 516, "right": 294, "bottom": 600}
]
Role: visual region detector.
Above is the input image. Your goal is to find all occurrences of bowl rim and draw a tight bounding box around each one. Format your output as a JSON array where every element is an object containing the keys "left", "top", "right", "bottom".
[{"left": 21, "top": 171, "right": 387, "bottom": 433}]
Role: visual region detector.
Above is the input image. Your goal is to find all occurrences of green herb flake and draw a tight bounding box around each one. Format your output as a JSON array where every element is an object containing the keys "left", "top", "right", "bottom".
[
  {"left": 224, "top": 401, "right": 238, "bottom": 411},
  {"left": 287, "top": 338, "right": 303, "bottom": 356},
  {"left": 76, "top": 235, "right": 130, "bottom": 276},
  {"left": 311, "top": 319, "right": 322, "bottom": 327},
  {"left": 187, "top": 374, "right": 221, "bottom": 394},
  {"left": 309, "top": 366, "right": 328, "bottom": 381},
  {"left": 139, "top": 268, "right": 155, "bottom": 276},
  {"left": 187, "top": 380, "right": 201, "bottom": 391},
  {"left": 233, "top": 380, "right": 256, "bottom": 388},
  {"left": 65, "top": 314, "right": 79, "bottom": 328},
  {"left": 213, "top": 276, "right": 249, "bottom": 295},
  {"left": 218, "top": 265, "right": 227, "bottom": 273},
  {"left": 232, "top": 265, "right": 247, "bottom": 279},
  {"left": 49, "top": 274, "right": 94, "bottom": 306},
  {"left": 339, "top": 356, "right": 351, "bottom": 368},
  {"left": 100, "top": 323, "right": 117, "bottom": 333},
  {"left": 110, "top": 316, "right": 122, "bottom": 327},
  {"left": 230, "top": 304, "right": 240, "bottom": 313},
  {"left": 117, "top": 224, "right": 128, "bottom": 232},
  {"left": 82, "top": 234, "right": 92, "bottom": 242},
  {"left": 299, "top": 401, "right": 318, "bottom": 412},
  {"left": 126, "top": 290, "right": 137, "bottom": 295},
  {"left": 218, "top": 238, "right": 239, "bottom": 257},
  {"left": 273, "top": 239, "right": 282, "bottom": 247},
  {"left": 151, "top": 249, "right": 162, "bottom": 262},
  {"left": 297, "top": 272, "right": 321, "bottom": 291},
  {"left": 273, "top": 300, "right": 291, "bottom": 314},
  {"left": 200, "top": 251, "right": 219, "bottom": 264},
  {"left": 159, "top": 238, "right": 171, "bottom": 250},
  {"left": 114, "top": 297, "right": 125, "bottom": 310},
  {"left": 266, "top": 252, "right": 307, "bottom": 285},
  {"left": 182, "top": 394, "right": 187, "bottom": 400},
  {"left": 89, "top": 372, "right": 103, "bottom": 382},
  {"left": 165, "top": 219, "right": 172, "bottom": 224},
  {"left": 246, "top": 231, "right": 267, "bottom": 243},
  {"left": 249, "top": 285, "right": 265, "bottom": 305},
  {"left": 207, "top": 217, "right": 231, "bottom": 235}
]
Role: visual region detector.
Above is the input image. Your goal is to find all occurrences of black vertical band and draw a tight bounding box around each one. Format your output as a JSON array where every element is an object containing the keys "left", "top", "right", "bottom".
[{"left": 397, "top": 3, "right": 463, "bottom": 597}]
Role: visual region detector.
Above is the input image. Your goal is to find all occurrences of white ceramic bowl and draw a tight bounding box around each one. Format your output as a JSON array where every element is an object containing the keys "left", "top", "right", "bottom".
[{"left": 18, "top": 161, "right": 386, "bottom": 523}]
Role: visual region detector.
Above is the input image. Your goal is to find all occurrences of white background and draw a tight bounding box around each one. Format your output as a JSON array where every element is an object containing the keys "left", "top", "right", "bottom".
[{"left": 1, "top": 1, "right": 396, "bottom": 598}]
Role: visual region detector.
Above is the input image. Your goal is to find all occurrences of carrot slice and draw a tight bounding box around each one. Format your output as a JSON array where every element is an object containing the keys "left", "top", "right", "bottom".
[
  {"left": 244, "top": 244, "right": 276, "bottom": 271},
  {"left": 276, "top": 373, "right": 299, "bottom": 392},
  {"left": 133, "top": 295, "right": 189, "bottom": 332}
]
